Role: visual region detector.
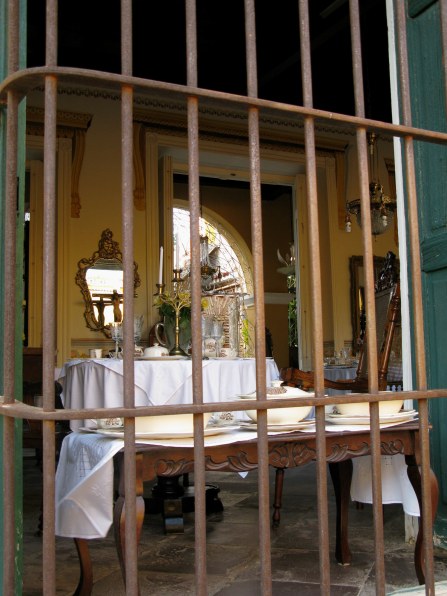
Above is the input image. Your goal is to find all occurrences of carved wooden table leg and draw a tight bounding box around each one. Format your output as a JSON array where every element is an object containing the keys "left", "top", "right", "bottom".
[
  {"left": 405, "top": 454, "right": 439, "bottom": 584},
  {"left": 113, "top": 453, "right": 146, "bottom": 591},
  {"left": 73, "top": 538, "right": 93, "bottom": 595},
  {"left": 329, "top": 459, "right": 353, "bottom": 565},
  {"left": 272, "top": 468, "right": 284, "bottom": 528}
]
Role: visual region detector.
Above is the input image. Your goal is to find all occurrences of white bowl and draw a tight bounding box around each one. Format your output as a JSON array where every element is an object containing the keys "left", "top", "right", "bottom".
[
  {"left": 335, "top": 398, "right": 404, "bottom": 417},
  {"left": 135, "top": 412, "right": 212, "bottom": 434},
  {"left": 245, "top": 393, "right": 312, "bottom": 425},
  {"left": 96, "top": 417, "right": 124, "bottom": 429}
]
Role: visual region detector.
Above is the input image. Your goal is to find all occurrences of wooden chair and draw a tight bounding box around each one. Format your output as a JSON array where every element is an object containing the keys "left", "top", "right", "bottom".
[{"left": 273, "top": 251, "right": 401, "bottom": 526}]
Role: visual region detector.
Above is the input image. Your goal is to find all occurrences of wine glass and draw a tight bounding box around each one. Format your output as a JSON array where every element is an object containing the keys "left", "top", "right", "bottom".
[
  {"left": 110, "top": 322, "right": 123, "bottom": 358},
  {"left": 134, "top": 315, "right": 144, "bottom": 354},
  {"left": 211, "top": 320, "right": 223, "bottom": 358},
  {"left": 201, "top": 316, "right": 212, "bottom": 356}
]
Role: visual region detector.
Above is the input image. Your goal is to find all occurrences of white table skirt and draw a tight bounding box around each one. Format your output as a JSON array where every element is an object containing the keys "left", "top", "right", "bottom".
[
  {"left": 351, "top": 454, "right": 419, "bottom": 516},
  {"left": 55, "top": 419, "right": 420, "bottom": 540},
  {"left": 55, "top": 429, "right": 261, "bottom": 539},
  {"left": 58, "top": 357, "right": 280, "bottom": 432}
]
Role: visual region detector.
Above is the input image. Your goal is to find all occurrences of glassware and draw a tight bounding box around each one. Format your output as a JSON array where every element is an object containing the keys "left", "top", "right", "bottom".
[
  {"left": 134, "top": 315, "right": 144, "bottom": 354},
  {"left": 110, "top": 322, "right": 123, "bottom": 358},
  {"left": 211, "top": 320, "right": 223, "bottom": 357},
  {"left": 201, "top": 316, "right": 213, "bottom": 356}
]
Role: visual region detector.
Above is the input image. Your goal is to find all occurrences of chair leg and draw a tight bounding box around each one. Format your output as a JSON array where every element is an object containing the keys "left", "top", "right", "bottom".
[{"left": 272, "top": 468, "right": 285, "bottom": 527}]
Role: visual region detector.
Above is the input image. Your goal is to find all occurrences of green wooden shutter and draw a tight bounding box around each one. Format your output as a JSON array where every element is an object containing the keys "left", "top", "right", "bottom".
[{"left": 406, "top": 0, "right": 447, "bottom": 545}]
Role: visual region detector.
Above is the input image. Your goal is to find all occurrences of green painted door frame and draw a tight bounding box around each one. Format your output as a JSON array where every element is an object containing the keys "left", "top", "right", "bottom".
[
  {"left": 0, "top": 0, "right": 27, "bottom": 590},
  {"left": 406, "top": 0, "right": 447, "bottom": 545}
]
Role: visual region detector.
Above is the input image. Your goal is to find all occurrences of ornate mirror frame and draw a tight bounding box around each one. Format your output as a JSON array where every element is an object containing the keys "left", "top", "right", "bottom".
[
  {"left": 75, "top": 229, "right": 141, "bottom": 337},
  {"left": 349, "top": 255, "right": 386, "bottom": 351}
]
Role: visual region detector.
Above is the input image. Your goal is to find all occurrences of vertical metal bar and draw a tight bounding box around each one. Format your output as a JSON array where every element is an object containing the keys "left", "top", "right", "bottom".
[
  {"left": 3, "top": 2, "right": 19, "bottom": 590},
  {"left": 349, "top": 2, "right": 385, "bottom": 590},
  {"left": 189, "top": 95, "right": 208, "bottom": 596},
  {"left": 7, "top": 0, "right": 19, "bottom": 74},
  {"left": 41, "top": 1, "right": 58, "bottom": 593},
  {"left": 394, "top": 3, "right": 435, "bottom": 591},
  {"left": 121, "top": 1, "right": 138, "bottom": 594},
  {"left": 298, "top": 2, "right": 330, "bottom": 593},
  {"left": 3, "top": 92, "right": 18, "bottom": 594},
  {"left": 41, "top": 93, "right": 57, "bottom": 596},
  {"left": 244, "top": 2, "right": 271, "bottom": 593},
  {"left": 185, "top": 1, "right": 208, "bottom": 593}
]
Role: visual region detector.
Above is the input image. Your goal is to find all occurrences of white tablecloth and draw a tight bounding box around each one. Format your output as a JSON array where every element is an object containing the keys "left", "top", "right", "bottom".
[
  {"left": 55, "top": 429, "right": 267, "bottom": 539},
  {"left": 324, "top": 365, "right": 357, "bottom": 396},
  {"left": 58, "top": 357, "right": 279, "bottom": 431},
  {"left": 55, "top": 418, "right": 420, "bottom": 539},
  {"left": 55, "top": 357, "right": 419, "bottom": 539}
]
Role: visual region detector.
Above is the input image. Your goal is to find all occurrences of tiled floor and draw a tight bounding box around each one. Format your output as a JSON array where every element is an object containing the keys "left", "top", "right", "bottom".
[{"left": 22, "top": 452, "right": 447, "bottom": 595}]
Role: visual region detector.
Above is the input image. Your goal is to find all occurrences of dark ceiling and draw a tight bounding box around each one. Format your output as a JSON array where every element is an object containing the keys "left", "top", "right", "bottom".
[{"left": 27, "top": 0, "right": 391, "bottom": 122}]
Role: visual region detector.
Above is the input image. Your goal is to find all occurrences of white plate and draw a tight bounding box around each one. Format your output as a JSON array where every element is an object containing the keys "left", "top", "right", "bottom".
[
  {"left": 207, "top": 357, "right": 240, "bottom": 360},
  {"left": 135, "top": 355, "right": 189, "bottom": 361},
  {"left": 239, "top": 420, "right": 315, "bottom": 432},
  {"left": 79, "top": 425, "right": 240, "bottom": 439},
  {"left": 326, "top": 409, "right": 417, "bottom": 425},
  {"left": 236, "top": 388, "right": 313, "bottom": 399}
]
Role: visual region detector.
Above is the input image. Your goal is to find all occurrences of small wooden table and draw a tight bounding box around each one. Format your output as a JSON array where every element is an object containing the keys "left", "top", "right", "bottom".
[{"left": 73, "top": 422, "right": 438, "bottom": 594}]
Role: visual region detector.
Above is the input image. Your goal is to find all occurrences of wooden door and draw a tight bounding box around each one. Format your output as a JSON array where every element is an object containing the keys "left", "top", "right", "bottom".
[{"left": 406, "top": 0, "right": 447, "bottom": 544}]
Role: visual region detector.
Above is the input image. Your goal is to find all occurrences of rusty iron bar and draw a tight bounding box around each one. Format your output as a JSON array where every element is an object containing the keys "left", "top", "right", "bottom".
[
  {"left": 395, "top": 2, "right": 435, "bottom": 592},
  {"left": 7, "top": 0, "right": 19, "bottom": 74},
  {"left": 120, "top": 1, "right": 139, "bottom": 593},
  {"left": 3, "top": 388, "right": 447, "bottom": 425},
  {"left": 2, "top": 66, "right": 447, "bottom": 149},
  {"left": 40, "top": 0, "right": 59, "bottom": 589},
  {"left": 122, "top": 85, "right": 139, "bottom": 596},
  {"left": 189, "top": 94, "right": 208, "bottom": 595},
  {"left": 185, "top": 0, "right": 208, "bottom": 592},
  {"left": 298, "top": 1, "right": 331, "bottom": 592},
  {"left": 245, "top": 1, "right": 272, "bottom": 593},
  {"left": 3, "top": 71, "right": 19, "bottom": 596},
  {"left": 42, "top": 72, "right": 58, "bottom": 595},
  {"left": 349, "top": 0, "right": 386, "bottom": 590}
]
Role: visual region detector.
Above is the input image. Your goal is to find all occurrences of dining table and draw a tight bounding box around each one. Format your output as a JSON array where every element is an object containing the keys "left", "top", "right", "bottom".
[
  {"left": 56, "top": 355, "right": 281, "bottom": 528},
  {"left": 55, "top": 356, "right": 423, "bottom": 553},
  {"left": 58, "top": 356, "right": 280, "bottom": 432},
  {"left": 55, "top": 419, "right": 437, "bottom": 595}
]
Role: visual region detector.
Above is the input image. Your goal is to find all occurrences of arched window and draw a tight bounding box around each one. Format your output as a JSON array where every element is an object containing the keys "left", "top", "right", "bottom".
[
  {"left": 173, "top": 205, "right": 253, "bottom": 296},
  {"left": 173, "top": 204, "right": 254, "bottom": 355}
]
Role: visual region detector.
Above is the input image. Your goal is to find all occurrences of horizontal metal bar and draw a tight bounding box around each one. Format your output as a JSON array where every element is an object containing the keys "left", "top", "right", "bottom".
[{"left": 2, "top": 67, "right": 447, "bottom": 146}]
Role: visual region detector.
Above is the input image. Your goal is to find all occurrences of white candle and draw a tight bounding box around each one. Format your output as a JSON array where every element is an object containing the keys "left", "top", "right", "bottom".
[
  {"left": 175, "top": 234, "right": 179, "bottom": 270},
  {"left": 158, "top": 246, "right": 163, "bottom": 285}
]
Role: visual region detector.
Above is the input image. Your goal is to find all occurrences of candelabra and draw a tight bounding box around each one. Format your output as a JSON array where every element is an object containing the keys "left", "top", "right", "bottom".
[{"left": 154, "top": 269, "right": 191, "bottom": 356}]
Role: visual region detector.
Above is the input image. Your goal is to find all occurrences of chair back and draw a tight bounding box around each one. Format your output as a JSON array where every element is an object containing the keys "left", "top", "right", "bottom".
[
  {"left": 355, "top": 281, "right": 401, "bottom": 390},
  {"left": 355, "top": 251, "right": 401, "bottom": 390},
  {"left": 280, "top": 251, "right": 401, "bottom": 392}
]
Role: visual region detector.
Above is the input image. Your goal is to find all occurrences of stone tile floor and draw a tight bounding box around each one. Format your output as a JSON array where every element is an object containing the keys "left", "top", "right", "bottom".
[{"left": 22, "top": 452, "right": 447, "bottom": 595}]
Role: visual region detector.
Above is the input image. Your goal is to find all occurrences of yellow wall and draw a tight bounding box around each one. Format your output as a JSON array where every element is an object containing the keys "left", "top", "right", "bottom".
[{"left": 26, "top": 91, "right": 399, "bottom": 368}]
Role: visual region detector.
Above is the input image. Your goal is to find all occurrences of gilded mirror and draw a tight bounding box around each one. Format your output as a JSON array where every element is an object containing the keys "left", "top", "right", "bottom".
[
  {"left": 76, "top": 229, "right": 141, "bottom": 337},
  {"left": 349, "top": 255, "right": 386, "bottom": 351}
]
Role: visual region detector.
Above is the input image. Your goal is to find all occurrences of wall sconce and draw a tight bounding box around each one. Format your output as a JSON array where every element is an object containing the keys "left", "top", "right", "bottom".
[{"left": 345, "top": 132, "right": 397, "bottom": 236}]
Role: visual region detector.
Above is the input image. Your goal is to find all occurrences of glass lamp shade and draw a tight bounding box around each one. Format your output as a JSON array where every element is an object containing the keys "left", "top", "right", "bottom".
[
  {"left": 348, "top": 182, "right": 396, "bottom": 236},
  {"left": 355, "top": 208, "right": 394, "bottom": 236}
]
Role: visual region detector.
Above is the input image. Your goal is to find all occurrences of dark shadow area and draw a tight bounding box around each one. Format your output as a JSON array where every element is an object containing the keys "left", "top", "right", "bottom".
[{"left": 26, "top": 0, "right": 391, "bottom": 121}]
